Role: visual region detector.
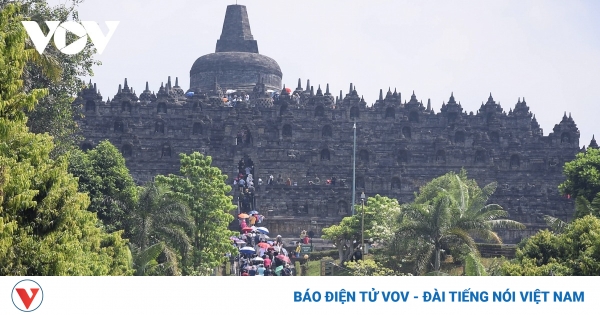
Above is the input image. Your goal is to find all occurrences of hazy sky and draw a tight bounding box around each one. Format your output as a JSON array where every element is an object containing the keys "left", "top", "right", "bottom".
[{"left": 47, "top": 0, "right": 600, "bottom": 145}]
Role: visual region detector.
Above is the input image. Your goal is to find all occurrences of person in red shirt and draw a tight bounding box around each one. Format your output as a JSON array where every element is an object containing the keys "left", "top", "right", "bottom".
[
  {"left": 263, "top": 255, "right": 272, "bottom": 269},
  {"left": 303, "top": 235, "right": 310, "bottom": 244},
  {"left": 241, "top": 270, "right": 249, "bottom": 276}
]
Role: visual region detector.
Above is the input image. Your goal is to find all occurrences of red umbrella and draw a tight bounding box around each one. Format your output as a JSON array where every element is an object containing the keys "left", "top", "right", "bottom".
[
  {"left": 257, "top": 242, "right": 270, "bottom": 249},
  {"left": 276, "top": 254, "right": 291, "bottom": 263},
  {"left": 284, "top": 87, "right": 291, "bottom": 93},
  {"left": 241, "top": 227, "right": 253, "bottom": 232}
]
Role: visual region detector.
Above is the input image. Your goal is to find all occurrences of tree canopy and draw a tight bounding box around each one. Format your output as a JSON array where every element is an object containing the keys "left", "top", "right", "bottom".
[
  {"left": 559, "top": 148, "right": 600, "bottom": 202},
  {"left": 0, "top": 3, "right": 131, "bottom": 275},
  {"left": 17, "top": 0, "right": 100, "bottom": 156},
  {"left": 156, "top": 152, "right": 237, "bottom": 275},
  {"left": 503, "top": 215, "right": 600, "bottom": 276},
  {"left": 322, "top": 195, "right": 401, "bottom": 263},
  {"left": 68, "top": 141, "right": 137, "bottom": 233}
]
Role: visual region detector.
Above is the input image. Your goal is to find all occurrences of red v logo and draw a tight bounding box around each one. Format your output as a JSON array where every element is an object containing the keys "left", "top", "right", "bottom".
[{"left": 15, "top": 288, "right": 39, "bottom": 309}]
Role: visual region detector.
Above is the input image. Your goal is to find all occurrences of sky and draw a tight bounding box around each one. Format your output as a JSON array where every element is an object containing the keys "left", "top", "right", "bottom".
[{"left": 47, "top": 0, "right": 600, "bottom": 145}]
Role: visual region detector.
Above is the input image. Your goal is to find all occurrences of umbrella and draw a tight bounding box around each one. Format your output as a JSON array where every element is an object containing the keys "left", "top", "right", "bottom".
[
  {"left": 235, "top": 240, "right": 246, "bottom": 245},
  {"left": 257, "top": 242, "right": 270, "bottom": 249},
  {"left": 185, "top": 91, "right": 194, "bottom": 97},
  {"left": 238, "top": 213, "right": 249, "bottom": 219},
  {"left": 229, "top": 236, "right": 239, "bottom": 241},
  {"left": 249, "top": 210, "right": 258, "bottom": 214},
  {"left": 284, "top": 87, "right": 291, "bottom": 93},
  {"left": 240, "top": 246, "right": 256, "bottom": 255},
  {"left": 256, "top": 227, "right": 269, "bottom": 235},
  {"left": 252, "top": 257, "right": 264, "bottom": 262},
  {"left": 266, "top": 89, "right": 275, "bottom": 93},
  {"left": 251, "top": 226, "right": 258, "bottom": 231},
  {"left": 226, "top": 89, "right": 237, "bottom": 94},
  {"left": 275, "top": 265, "right": 284, "bottom": 276},
  {"left": 276, "top": 254, "right": 291, "bottom": 263},
  {"left": 280, "top": 248, "right": 288, "bottom": 256},
  {"left": 241, "top": 227, "right": 253, "bottom": 233}
]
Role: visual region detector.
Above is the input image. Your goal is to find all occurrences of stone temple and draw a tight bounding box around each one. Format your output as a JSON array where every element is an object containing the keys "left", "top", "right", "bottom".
[{"left": 74, "top": 4, "right": 597, "bottom": 243}]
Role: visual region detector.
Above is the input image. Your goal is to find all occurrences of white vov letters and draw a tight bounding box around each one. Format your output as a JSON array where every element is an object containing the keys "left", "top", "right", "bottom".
[{"left": 21, "top": 21, "right": 119, "bottom": 55}]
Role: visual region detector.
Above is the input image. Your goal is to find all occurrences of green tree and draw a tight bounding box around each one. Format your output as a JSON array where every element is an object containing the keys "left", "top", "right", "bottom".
[
  {"left": 14, "top": 0, "right": 101, "bottom": 156},
  {"left": 395, "top": 170, "right": 524, "bottom": 274},
  {"left": 573, "top": 193, "right": 600, "bottom": 219},
  {"left": 345, "top": 259, "right": 404, "bottom": 276},
  {"left": 128, "top": 181, "right": 194, "bottom": 276},
  {"left": 322, "top": 195, "right": 401, "bottom": 264},
  {"left": 559, "top": 148, "right": 600, "bottom": 202},
  {"left": 0, "top": 4, "right": 131, "bottom": 275},
  {"left": 68, "top": 141, "right": 137, "bottom": 233},
  {"left": 502, "top": 215, "right": 600, "bottom": 276},
  {"left": 156, "top": 152, "right": 237, "bottom": 275}
]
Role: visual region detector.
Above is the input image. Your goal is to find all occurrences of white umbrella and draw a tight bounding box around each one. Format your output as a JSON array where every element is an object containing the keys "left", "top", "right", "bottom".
[
  {"left": 256, "top": 227, "right": 269, "bottom": 235},
  {"left": 226, "top": 89, "right": 237, "bottom": 94},
  {"left": 252, "top": 257, "right": 264, "bottom": 262},
  {"left": 240, "top": 246, "right": 255, "bottom": 255}
]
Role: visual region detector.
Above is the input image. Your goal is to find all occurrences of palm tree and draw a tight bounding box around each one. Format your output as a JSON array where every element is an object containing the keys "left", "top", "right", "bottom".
[
  {"left": 396, "top": 170, "right": 525, "bottom": 274},
  {"left": 543, "top": 193, "right": 600, "bottom": 233},
  {"left": 128, "top": 181, "right": 194, "bottom": 275}
]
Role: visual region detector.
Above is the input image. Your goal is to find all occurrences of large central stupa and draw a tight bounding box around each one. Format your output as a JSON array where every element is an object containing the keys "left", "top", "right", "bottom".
[{"left": 189, "top": 5, "right": 282, "bottom": 93}]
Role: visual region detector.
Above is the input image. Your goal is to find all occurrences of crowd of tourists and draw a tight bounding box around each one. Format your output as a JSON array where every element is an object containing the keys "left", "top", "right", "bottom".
[{"left": 229, "top": 223, "right": 295, "bottom": 276}]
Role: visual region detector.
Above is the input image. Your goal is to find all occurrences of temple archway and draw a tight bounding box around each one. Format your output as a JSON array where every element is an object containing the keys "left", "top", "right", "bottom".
[
  {"left": 475, "top": 150, "right": 485, "bottom": 163},
  {"left": 322, "top": 125, "right": 332, "bottom": 137},
  {"left": 155, "top": 121, "right": 165, "bottom": 133},
  {"left": 510, "top": 154, "right": 520, "bottom": 168},
  {"left": 193, "top": 122, "right": 203, "bottom": 135},
  {"left": 356, "top": 176, "right": 365, "bottom": 189},
  {"left": 402, "top": 127, "right": 411, "bottom": 139},
  {"left": 385, "top": 107, "right": 395, "bottom": 119},
  {"left": 282, "top": 124, "right": 292, "bottom": 137},
  {"left": 320, "top": 149, "right": 331, "bottom": 161},
  {"left": 161, "top": 144, "right": 172, "bottom": 158},
  {"left": 350, "top": 106, "right": 359, "bottom": 119},
  {"left": 409, "top": 111, "right": 419, "bottom": 122},
  {"left": 337, "top": 200, "right": 348, "bottom": 215},
  {"left": 489, "top": 131, "right": 499, "bottom": 143},
  {"left": 315, "top": 105, "right": 324, "bottom": 117},
  {"left": 391, "top": 177, "right": 401, "bottom": 190},
  {"left": 359, "top": 149, "right": 369, "bottom": 163},
  {"left": 448, "top": 112, "right": 457, "bottom": 124},
  {"left": 114, "top": 120, "right": 124, "bottom": 133},
  {"left": 279, "top": 104, "right": 288, "bottom": 116},
  {"left": 157, "top": 102, "right": 167, "bottom": 113},
  {"left": 397, "top": 150, "right": 408, "bottom": 163},
  {"left": 85, "top": 100, "right": 95, "bottom": 112},
  {"left": 121, "top": 143, "right": 132, "bottom": 157},
  {"left": 436, "top": 150, "right": 446, "bottom": 162},
  {"left": 122, "top": 101, "right": 132, "bottom": 113},
  {"left": 455, "top": 131, "right": 465, "bottom": 143}
]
